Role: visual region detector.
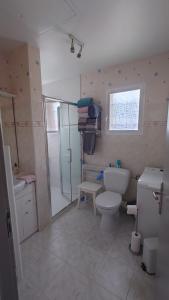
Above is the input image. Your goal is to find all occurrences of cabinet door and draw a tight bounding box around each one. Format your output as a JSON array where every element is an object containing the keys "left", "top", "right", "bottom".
[
  {"left": 15, "top": 199, "right": 24, "bottom": 242},
  {"left": 23, "top": 188, "right": 37, "bottom": 239}
]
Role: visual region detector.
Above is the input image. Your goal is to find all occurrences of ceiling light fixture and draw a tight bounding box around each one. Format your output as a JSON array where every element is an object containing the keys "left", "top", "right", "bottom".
[
  {"left": 68, "top": 34, "right": 84, "bottom": 58},
  {"left": 70, "top": 38, "right": 75, "bottom": 53},
  {"left": 77, "top": 45, "right": 82, "bottom": 58}
]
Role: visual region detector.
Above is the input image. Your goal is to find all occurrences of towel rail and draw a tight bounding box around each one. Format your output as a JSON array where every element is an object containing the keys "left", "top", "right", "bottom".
[{"left": 79, "top": 130, "right": 101, "bottom": 135}]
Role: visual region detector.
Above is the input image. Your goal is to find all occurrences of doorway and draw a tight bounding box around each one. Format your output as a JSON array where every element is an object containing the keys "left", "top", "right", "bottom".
[
  {"left": 0, "top": 124, "right": 19, "bottom": 300},
  {"left": 45, "top": 99, "right": 81, "bottom": 217}
]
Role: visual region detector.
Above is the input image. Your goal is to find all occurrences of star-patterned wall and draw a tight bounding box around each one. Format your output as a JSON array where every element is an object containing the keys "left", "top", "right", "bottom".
[{"left": 81, "top": 52, "right": 169, "bottom": 199}]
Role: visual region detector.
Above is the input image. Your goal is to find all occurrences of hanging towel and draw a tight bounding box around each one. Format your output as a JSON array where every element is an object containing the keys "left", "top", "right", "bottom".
[
  {"left": 83, "top": 132, "right": 96, "bottom": 155},
  {"left": 78, "top": 117, "right": 88, "bottom": 125},
  {"left": 78, "top": 125, "right": 87, "bottom": 131},
  {"left": 78, "top": 103, "right": 101, "bottom": 117},
  {"left": 87, "top": 117, "right": 101, "bottom": 130},
  {"left": 78, "top": 107, "right": 88, "bottom": 113},
  {"left": 78, "top": 112, "right": 89, "bottom": 119},
  {"left": 78, "top": 116, "right": 101, "bottom": 131},
  {"left": 88, "top": 103, "right": 101, "bottom": 118},
  {"left": 87, "top": 118, "right": 97, "bottom": 125},
  {"left": 77, "top": 98, "right": 93, "bottom": 108},
  {"left": 86, "top": 124, "right": 98, "bottom": 130},
  {"left": 16, "top": 174, "right": 36, "bottom": 184}
]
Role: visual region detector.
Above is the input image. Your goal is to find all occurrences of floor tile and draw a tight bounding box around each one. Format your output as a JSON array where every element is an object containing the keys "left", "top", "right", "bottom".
[
  {"left": 94, "top": 255, "right": 134, "bottom": 299},
  {"left": 126, "top": 271, "right": 156, "bottom": 300},
  {"left": 65, "top": 242, "right": 105, "bottom": 278},
  {"left": 19, "top": 205, "right": 155, "bottom": 300},
  {"left": 84, "top": 228, "right": 115, "bottom": 255},
  {"left": 84, "top": 279, "right": 122, "bottom": 300},
  {"left": 44, "top": 262, "right": 88, "bottom": 300},
  {"left": 23, "top": 252, "right": 64, "bottom": 290}
]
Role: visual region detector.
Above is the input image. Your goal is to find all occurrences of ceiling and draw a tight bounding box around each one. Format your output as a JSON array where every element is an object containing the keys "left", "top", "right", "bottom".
[{"left": 0, "top": 0, "right": 169, "bottom": 84}]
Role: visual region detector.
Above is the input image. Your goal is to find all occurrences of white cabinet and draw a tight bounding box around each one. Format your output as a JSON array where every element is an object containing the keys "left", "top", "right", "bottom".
[
  {"left": 15, "top": 183, "right": 38, "bottom": 242},
  {"left": 137, "top": 167, "right": 163, "bottom": 241}
]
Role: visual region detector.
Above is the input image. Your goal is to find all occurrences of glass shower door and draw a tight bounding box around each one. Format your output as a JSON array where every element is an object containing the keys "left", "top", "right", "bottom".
[
  {"left": 46, "top": 100, "right": 81, "bottom": 216},
  {"left": 46, "top": 101, "right": 70, "bottom": 216},
  {"left": 60, "top": 103, "right": 81, "bottom": 202},
  {"left": 69, "top": 105, "right": 81, "bottom": 201},
  {"left": 60, "top": 104, "right": 72, "bottom": 201}
]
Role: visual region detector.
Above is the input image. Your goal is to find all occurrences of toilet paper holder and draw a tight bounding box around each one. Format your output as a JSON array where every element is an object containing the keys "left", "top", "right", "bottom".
[
  {"left": 127, "top": 205, "right": 139, "bottom": 233},
  {"left": 127, "top": 205, "right": 141, "bottom": 255}
]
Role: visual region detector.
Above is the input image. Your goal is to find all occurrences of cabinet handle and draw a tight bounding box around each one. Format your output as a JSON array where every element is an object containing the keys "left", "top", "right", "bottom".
[
  {"left": 25, "top": 212, "right": 29, "bottom": 215},
  {"left": 27, "top": 199, "right": 31, "bottom": 203}
]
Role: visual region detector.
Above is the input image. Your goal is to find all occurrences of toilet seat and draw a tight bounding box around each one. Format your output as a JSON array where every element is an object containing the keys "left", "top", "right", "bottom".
[{"left": 96, "top": 191, "right": 122, "bottom": 210}]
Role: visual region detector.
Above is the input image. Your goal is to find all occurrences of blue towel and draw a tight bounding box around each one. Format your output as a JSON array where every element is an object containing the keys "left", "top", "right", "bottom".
[
  {"left": 88, "top": 103, "right": 101, "bottom": 118},
  {"left": 77, "top": 98, "right": 93, "bottom": 108}
]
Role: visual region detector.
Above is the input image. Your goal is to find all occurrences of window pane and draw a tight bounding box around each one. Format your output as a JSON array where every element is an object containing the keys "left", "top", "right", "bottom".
[
  {"left": 46, "top": 102, "right": 60, "bottom": 131},
  {"left": 109, "top": 89, "right": 140, "bottom": 131}
]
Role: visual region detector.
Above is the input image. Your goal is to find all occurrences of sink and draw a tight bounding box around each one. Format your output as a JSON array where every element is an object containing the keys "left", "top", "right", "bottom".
[{"left": 13, "top": 176, "right": 25, "bottom": 193}]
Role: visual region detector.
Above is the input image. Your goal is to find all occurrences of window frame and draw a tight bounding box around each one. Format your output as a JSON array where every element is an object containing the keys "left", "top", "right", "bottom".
[{"left": 106, "top": 85, "right": 144, "bottom": 135}]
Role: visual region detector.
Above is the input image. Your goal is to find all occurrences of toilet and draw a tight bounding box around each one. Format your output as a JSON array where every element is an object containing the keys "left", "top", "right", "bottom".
[{"left": 95, "top": 167, "right": 130, "bottom": 232}]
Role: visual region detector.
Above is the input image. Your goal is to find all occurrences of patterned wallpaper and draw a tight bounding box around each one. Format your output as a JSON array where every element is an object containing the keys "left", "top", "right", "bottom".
[
  {"left": 0, "top": 53, "right": 11, "bottom": 89},
  {"left": 0, "top": 53, "right": 18, "bottom": 165},
  {"left": 81, "top": 52, "right": 169, "bottom": 199},
  {"left": 0, "top": 44, "right": 50, "bottom": 229}
]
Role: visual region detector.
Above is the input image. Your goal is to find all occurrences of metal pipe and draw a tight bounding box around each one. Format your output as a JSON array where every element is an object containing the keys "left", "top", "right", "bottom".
[{"left": 42, "top": 95, "right": 77, "bottom": 106}]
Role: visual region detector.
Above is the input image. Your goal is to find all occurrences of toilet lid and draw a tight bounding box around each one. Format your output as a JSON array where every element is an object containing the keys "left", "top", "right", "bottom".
[{"left": 96, "top": 191, "right": 122, "bottom": 209}]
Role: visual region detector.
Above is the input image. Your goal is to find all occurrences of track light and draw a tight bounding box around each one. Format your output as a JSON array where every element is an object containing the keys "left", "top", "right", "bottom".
[
  {"left": 70, "top": 38, "right": 75, "bottom": 53},
  {"left": 77, "top": 45, "right": 82, "bottom": 58},
  {"left": 68, "top": 34, "right": 84, "bottom": 58}
]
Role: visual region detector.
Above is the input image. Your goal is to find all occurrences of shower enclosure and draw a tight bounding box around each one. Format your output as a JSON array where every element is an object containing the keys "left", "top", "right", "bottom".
[{"left": 45, "top": 98, "right": 81, "bottom": 217}]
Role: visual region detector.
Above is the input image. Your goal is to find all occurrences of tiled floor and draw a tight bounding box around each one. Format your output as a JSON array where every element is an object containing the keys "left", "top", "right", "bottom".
[
  {"left": 18, "top": 204, "right": 155, "bottom": 300},
  {"left": 51, "top": 187, "right": 70, "bottom": 217}
]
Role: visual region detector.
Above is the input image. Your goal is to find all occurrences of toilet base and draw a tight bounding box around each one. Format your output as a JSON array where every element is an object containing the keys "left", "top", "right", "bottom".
[{"left": 100, "top": 213, "right": 118, "bottom": 232}]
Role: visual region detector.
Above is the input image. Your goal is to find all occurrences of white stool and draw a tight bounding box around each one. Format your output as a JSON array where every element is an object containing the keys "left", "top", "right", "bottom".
[{"left": 77, "top": 181, "right": 103, "bottom": 215}]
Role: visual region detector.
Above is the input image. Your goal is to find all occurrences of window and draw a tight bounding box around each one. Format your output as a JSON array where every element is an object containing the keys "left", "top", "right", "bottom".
[
  {"left": 46, "top": 102, "right": 60, "bottom": 132},
  {"left": 108, "top": 88, "right": 142, "bottom": 132}
]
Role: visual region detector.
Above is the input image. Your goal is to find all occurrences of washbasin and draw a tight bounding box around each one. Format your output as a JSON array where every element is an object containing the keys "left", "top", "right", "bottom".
[{"left": 13, "top": 176, "right": 25, "bottom": 193}]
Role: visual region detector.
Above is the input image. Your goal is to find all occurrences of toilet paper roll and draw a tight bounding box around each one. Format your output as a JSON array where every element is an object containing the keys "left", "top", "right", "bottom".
[
  {"left": 131, "top": 231, "right": 141, "bottom": 254},
  {"left": 127, "top": 205, "right": 138, "bottom": 216}
]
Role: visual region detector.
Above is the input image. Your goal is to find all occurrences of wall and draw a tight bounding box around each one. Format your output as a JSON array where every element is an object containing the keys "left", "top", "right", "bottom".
[
  {"left": 0, "top": 53, "right": 11, "bottom": 91},
  {"left": 43, "top": 76, "right": 80, "bottom": 102},
  {"left": 8, "top": 45, "right": 35, "bottom": 173},
  {"left": 0, "top": 45, "right": 50, "bottom": 229},
  {"left": 27, "top": 45, "right": 51, "bottom": 229},
  {"left": 0, "top": 97, "right": 18, "bottom": 166},
  {"left": 81, "top": 52, "right": 169, "bottom": 200},
  {"left": 0, "top": 53, "right": 18, "bottom": 166}
]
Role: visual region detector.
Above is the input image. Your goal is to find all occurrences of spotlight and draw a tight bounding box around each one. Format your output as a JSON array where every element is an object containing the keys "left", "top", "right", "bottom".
[
  {"left": 68, "top": 34, "right": 84, "bottom": 58},
  {"left": 77, "top": 45, "right": 82, "bottom": 58},
  {"left": 70, "top": 38, "right": 75, "bottom": 53}
]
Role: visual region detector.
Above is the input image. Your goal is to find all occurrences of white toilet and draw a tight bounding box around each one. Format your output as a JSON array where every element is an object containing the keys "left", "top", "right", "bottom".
[{"left": 95, "top": 167, "right": 130, "bottom": 232}]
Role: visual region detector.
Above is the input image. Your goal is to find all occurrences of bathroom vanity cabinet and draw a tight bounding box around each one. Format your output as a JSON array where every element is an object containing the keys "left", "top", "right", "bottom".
[{"left": 15, "top": 183, "right": 38, "bottom": 242}]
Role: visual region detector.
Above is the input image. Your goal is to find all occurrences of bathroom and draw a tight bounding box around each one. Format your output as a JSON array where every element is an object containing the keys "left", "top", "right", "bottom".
[{"left": 0, "top": 1, "right": 169, "bottom": 300}]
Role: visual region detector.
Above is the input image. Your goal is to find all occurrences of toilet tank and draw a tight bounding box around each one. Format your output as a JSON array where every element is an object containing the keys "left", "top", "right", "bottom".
[{"left": 104, "top": 167, "right": 130, "bottom": 194}]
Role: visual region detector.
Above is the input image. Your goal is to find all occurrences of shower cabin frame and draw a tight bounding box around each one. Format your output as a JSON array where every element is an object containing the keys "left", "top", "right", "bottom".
[{"left": 43, "top": 95, "right": 80, "bottom": 216}]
